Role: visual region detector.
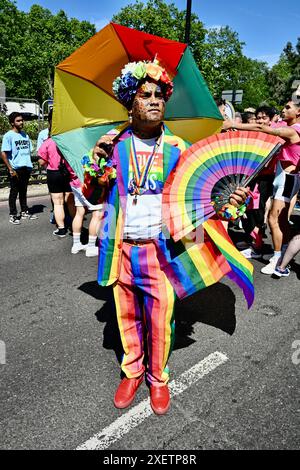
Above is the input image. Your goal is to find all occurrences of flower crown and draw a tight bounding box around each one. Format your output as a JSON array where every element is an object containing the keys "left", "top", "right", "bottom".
[{"left": 112, "top": 59, "right": 173, "bottom": 110}]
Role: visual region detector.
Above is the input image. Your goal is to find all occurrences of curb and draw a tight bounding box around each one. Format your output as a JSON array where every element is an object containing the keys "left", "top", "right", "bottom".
[{"left": 0, "top": 184, "right": 49, "bottom": 202}]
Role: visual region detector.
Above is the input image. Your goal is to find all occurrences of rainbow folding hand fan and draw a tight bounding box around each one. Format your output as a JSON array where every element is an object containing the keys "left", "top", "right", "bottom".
[{"left": 163, "top": 130, "right": 283, "bottom": 242}]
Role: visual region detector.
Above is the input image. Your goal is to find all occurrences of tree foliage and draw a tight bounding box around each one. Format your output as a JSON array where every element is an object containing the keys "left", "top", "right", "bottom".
[
  {"left": 0, "top": 0, "right": 95, "bottom": 103},
  {"left": 0, "top": 113, "right": 9, "bottom": 135},
  {"left": 267, "top": 39, "right": 300, "bottom": 105},
  {"left": 199, "top": 26, "right": 244, "bottom": 93}
]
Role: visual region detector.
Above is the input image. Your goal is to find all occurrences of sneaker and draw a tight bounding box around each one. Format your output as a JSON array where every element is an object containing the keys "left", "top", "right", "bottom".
[
  {"left": 21, "top": 211, "right": 38, "bottom": 220},
  {"left": 240, "top": 248, "right": 262, "bottom": 259},
  {"left": 260, "top": 255, "right": 280, "bottom": 275},
  {"left": 53, "top": 228, "right": 67, "bottom": 238},
  {"left": 236, "top": 241, "right": 250, "bottom": 250},
  {"left": 71, "top": 243, "right": 87, "bottom": 254},
  {"left": 85, "top": 245, "right": 98, "bottom": 257},
  {"left": 274, "top": 266, "right": 290, "bottom": 277},
  {"left": 9, "top": 215, "right": 20, "bottom": 225}
]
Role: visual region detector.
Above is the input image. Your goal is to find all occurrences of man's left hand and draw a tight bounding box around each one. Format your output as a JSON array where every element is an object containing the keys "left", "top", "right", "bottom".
[{"left": 229, "top": 186, "right": 249, "bottom": 207}]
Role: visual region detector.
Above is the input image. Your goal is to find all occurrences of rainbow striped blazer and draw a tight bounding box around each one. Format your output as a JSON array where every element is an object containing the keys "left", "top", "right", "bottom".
[{"left": 97, "top": 126, "right": 254, "bottom": 308}]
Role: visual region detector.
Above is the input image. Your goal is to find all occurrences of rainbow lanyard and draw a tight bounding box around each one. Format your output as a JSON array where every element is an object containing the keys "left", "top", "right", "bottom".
[{"left": 129, "top": 132, "right": 163, "bottom": 197}]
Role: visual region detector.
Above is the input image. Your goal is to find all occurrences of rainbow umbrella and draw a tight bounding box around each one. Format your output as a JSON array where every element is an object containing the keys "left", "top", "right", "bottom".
[{"left": 51, "top": 23, "right": 222, "bottom": 179}]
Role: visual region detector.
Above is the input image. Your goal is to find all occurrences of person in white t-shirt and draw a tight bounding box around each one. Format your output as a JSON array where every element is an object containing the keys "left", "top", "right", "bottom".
[{"left": 92, "top": 60, "right": 249, "bottom": 415}]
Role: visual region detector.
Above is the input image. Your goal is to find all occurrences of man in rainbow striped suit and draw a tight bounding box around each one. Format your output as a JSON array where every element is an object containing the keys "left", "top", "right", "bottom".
[{"left": 93, "top": 60, "right": 253, "bottom": 415}]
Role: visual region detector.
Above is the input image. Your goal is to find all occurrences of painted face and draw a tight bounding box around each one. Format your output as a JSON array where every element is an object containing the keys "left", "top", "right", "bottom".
[
  {"left": 13, "top": 116, "right": 24, "bottom": 131},
  {"left": 131, "top": 80, "right": 165, "bottom": 124},
  {"left": 256, "top": 112, "right": 271, "bottom": 125}
]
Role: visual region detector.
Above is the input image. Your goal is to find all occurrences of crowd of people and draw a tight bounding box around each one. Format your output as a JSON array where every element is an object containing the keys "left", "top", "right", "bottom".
[
  {"left": 1, "top": 67, "right": 299, "bottom": 415},
  {"left": 1, "top": 110, "right": 102, "bottom": 257},
  {"left": 215, "top": 98, "right": 300, "bottom": 278}
]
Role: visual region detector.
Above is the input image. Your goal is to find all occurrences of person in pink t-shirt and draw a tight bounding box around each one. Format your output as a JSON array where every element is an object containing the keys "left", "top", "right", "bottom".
[
  {"left": 223, "top": 99, "right": 300, "bottom": 274},
  {"left": 38, "top": 136, "right": 76, "bottom": 237}
]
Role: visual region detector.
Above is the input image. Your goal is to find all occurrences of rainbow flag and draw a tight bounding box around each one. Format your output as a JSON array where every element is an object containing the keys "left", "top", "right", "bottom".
[{"left": 203, "top": 218, "right": 254, "bottom": 308}]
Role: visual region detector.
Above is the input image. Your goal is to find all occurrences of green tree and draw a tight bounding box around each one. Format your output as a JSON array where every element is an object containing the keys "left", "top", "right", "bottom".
[
  {"left": 0, "top": 1, "right": 96, "bottom": 103},
  {"left": 199, "top": 26, "right": 245, "bottom": 95},
  {"left": 268, "top": 39, "right": 300, "bottom": 105},
  {"left": 267, "top": 55, "right": 291, "bottom": 106},
  {"left": 0, "top": 113, "right": 10, "bottom": 135},
  {"left": 202, "top": 35, "right": 270, "bottom": 109},
  {"left": 0, "top": 0, "right": 27, "bottom": 92},
  {"left": 229, "top": 56, "right": 270, "bottom": 109}
]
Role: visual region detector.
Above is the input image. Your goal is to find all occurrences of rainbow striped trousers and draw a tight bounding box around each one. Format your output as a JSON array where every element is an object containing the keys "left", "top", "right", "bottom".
[{"left": 113, "top": 241, "right": 176, "bottom": 385}]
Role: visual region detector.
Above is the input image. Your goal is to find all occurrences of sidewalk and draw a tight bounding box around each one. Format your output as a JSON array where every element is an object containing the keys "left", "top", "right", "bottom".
[{"left": 0, "top": 184, "right": 49, "bottom": 202}]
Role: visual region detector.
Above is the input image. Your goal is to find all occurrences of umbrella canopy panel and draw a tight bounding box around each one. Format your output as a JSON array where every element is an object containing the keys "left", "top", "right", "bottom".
[
  {"left": 55, "top": 23, "right": 130, "bottom": 97},
  {"left": 54, "top": 69, "right": 128, "bottom": 135},
  {"left": 165, "top": 48, "right": 221, "bottom": 120},
  {"left": 111, "top": 23, "right": 186, "bottom": 77},
  {"left": 53, "top": 123, "right": 125, "bottom": 181}
]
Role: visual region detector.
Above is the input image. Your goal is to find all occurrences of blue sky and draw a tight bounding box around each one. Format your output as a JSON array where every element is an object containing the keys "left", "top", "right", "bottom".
[{"left": 15, "top": 0, "right": 300, "bottom": 67}]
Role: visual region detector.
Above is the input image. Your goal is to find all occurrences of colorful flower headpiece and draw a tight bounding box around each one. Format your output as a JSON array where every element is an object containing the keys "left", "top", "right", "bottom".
[
  {"left": 112, "top": 59, "right": 173, "bottom": 109},
  {"left": 212, "top": 194, "right": 251, "bottom": 221},
  {"left": 81, "top": 151, "right": 116, "bottom": 186}
]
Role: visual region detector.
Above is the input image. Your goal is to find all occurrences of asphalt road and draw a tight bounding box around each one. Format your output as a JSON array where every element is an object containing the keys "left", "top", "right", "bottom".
[{"left": 0, "top": 195, "right": 299, "bottom": 450}]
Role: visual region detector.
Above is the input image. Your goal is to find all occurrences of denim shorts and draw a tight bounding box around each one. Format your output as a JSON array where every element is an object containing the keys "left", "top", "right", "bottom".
[{"left": 272, "top": 161, "right": 300, "bottom": 203}]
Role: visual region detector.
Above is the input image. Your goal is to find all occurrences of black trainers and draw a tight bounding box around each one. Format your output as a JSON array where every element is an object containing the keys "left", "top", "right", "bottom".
[
  {"left": 9, "top": 215, "right": 20, "bottom": 225},
  {"left": 53, "top": 228, "right": 67, "bottom": 238},
  {"left": 20, "top": 210, "right": 38, "bottom": 220},
  {"left": 274, "top": 266, "right": 290, "bottom": 277}
]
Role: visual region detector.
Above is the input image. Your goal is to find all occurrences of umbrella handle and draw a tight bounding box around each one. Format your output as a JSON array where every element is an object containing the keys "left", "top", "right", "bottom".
[{"left": 95, "top": 122, "right": 129, "bottom": 160}]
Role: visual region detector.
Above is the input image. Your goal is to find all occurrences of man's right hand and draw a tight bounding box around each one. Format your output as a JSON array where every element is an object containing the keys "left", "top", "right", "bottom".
[
  {"left": 93, "top": 136, "right": 114, "bottom": 161},
  {"left": 9, "top": 168, "right": 17, "bottom": 177}
]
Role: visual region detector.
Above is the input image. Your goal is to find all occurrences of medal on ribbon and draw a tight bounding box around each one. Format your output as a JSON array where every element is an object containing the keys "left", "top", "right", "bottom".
[{"left": 129, "top": 132, "right": 162, "bottom": 204}]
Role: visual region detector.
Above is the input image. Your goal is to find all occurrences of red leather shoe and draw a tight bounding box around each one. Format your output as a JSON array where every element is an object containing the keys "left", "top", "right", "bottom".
[
  {"left": 114, "top": 375, "right": 144, "bottom": 409},
  {"left": 150, "top": 385, "right": 170, "bottom": 415}
]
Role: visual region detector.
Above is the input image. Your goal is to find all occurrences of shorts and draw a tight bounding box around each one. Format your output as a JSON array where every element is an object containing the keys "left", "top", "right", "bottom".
[
  {"left": 272, "top": 162, "right": 300, "bottom": 203},
  {"left": 71, "top": 186, "right": 103, "bottom": 210},
  {"left": 47, "top": 169, "right": 72, "bottom": 193}
]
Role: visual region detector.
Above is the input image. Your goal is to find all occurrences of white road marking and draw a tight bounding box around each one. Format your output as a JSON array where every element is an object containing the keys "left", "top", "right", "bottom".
[{"left": 76, "top": 351, "right": 228, "bottom": 450}]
